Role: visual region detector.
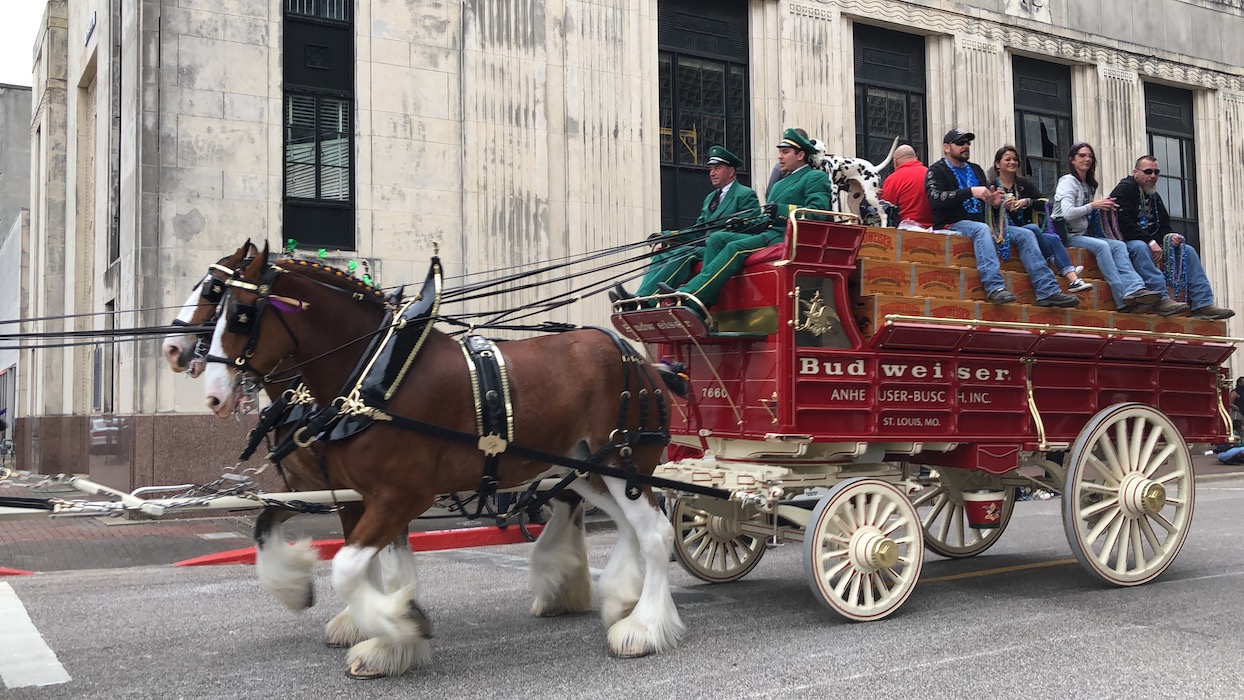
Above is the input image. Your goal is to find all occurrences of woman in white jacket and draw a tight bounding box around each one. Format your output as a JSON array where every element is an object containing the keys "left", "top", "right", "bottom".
[{"left": 1053, "top": 142, "right": 1157, "bottom": 312}]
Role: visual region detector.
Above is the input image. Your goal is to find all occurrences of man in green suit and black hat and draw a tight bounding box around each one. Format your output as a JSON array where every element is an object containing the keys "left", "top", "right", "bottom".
[
  {"left": 613, "top": 144, "right": 759, "bottom": 302},
  {"left": 672, "top": 128, "right": 833, "bottom": 315}
]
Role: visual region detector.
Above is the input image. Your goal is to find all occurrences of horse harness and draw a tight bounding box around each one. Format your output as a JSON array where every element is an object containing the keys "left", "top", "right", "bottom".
[{"left": 216, "top": 255, "right": 729, "bottom": 506}]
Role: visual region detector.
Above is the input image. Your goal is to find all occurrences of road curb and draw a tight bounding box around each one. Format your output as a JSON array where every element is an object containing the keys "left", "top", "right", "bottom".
[
  {"left": 1196, "top": 470, "right": 1244, "bottom": 482},
  {"left": 0, "top": 567, "right": 35, "bottom": 576},
  {"left": 174, "top": 524, "right": 546, "bottom": 567}
]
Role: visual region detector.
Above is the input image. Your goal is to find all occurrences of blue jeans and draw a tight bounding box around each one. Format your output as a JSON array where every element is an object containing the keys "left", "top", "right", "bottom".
[
  {"left": 1219, "top": 445, "right": 1244, "bottom": 463},
  {"left": 1125, "top": 239, "right": 1215, "bottom": 309},
  {"left": 947, "top": 220, "right": 1062, "bottom": 299},
  {"left": 1025, "top": 224, "right": 1073, "bottom": 276},
  {"left": 1067, "top": 234, "right": 1145, "bottom": 307}
]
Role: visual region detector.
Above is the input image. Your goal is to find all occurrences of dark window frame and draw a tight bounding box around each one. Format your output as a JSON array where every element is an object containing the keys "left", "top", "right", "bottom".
[
  {"left": 283, "top": 2, "right": 354, "bottom": 250},
  {"left": 1012, "top": 57, "right": 1074, "bottom": 199},
  {"left": 853, "top": 25, "right": 927, "bottom": 172},
  {"left": 1145, "top": 83, "right": 1199, "bottom": 249}
]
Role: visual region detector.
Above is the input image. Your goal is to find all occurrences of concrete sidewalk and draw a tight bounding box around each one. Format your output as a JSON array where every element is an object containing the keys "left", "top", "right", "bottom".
[{"left": 2, "top": 454, "right": 1240, "bottom": 575}]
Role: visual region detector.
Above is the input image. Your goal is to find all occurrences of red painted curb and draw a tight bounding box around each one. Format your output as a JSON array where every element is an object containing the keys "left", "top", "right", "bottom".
[
  {"left": 174, "top": 524, "right": 545, "bottom": 567},
  {"left": 0, "top": 567, "right": 35, "bottom": 576}
]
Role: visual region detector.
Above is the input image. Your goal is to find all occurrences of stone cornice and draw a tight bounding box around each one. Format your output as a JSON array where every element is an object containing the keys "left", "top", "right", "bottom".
[{"left": 807, "top": 0, "right": 1244, "bottom": 91}]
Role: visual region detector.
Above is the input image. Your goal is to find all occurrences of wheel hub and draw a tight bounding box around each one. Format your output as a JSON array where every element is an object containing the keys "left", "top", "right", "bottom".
[
  {"left": 1120, "top": 472, "right": 1167, "bottom": 517},
  {"left": 705, "top": 514, "right": 741, "bottom": 541},
  {"left": 849, "top": 529, "right": 897, "bottom": 572}
]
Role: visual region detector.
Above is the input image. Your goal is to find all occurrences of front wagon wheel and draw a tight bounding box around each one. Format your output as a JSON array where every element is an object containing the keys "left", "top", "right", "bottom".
[{"left": 1062, "top": 403, "right": 1194, "bottom": 586}]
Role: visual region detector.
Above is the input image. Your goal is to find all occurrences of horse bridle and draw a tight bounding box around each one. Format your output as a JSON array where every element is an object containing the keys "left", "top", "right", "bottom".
[
  {"left": 170, "top": 262, "right": 241, "bottom": 371},
  {"left": 220, "top": 262, "right": 304, "bottom": 382}
]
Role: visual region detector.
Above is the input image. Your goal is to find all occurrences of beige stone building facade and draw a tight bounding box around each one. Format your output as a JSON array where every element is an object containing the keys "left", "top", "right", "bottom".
[{"left": 11, "top": 0, "right": 1243, "bottom": 486}]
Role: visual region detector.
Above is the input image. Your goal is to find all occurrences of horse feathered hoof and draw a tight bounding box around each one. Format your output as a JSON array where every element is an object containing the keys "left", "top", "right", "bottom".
[
  {"left": 345, "top": 659, "right": 388, "bottom": 680},
  {"left": 608, "top": 642, "right": 655, "bottom": 659}
]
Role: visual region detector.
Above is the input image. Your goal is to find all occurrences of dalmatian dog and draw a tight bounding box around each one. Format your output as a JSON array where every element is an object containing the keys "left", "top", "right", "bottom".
[{"left": 810, "top": 136, "right": 900, "bottom": 227}]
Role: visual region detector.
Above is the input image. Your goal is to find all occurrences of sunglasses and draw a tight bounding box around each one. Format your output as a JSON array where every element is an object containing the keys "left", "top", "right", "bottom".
[
  {"left": 1139, "top": 168, "right": 1161, "bottom": 176},
  {"left": 951, "top": 140, "right": 972, "bottom": 146}
]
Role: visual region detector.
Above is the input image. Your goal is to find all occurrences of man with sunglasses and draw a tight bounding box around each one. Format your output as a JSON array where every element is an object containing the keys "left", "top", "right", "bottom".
[
  {"left": 1110, "top": 156, "right": 1234, "bottom": 320},
  {"left": 926, "top": 128, "right": 1078, "bottom": 307}
]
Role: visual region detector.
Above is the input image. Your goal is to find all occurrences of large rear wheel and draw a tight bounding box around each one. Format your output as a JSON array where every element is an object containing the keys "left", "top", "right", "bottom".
[{"left": 1062, "top": 403, "right": 1194, "bottom": 586}]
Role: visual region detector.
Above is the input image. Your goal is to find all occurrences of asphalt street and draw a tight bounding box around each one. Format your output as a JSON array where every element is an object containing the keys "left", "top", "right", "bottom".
[{"left": 5, "top": 475, "right": 1244, "bottom": 699}]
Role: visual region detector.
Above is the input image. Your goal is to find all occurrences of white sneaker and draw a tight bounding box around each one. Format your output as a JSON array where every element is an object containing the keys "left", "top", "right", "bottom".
[
  {"left": 1068, "top": 278, "right": 1093, "bottom": 293},
  {"left": 1074, "top": 265, "right": 1084, "bottom": 275}
]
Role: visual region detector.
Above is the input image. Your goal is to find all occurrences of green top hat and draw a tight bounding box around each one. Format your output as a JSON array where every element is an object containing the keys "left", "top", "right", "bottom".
[
  {"left": 706, "top": 145, "right": 743, "bottom": 169},
  {"left": 776, "top": 128, "right": 817, "bottom": 157}
]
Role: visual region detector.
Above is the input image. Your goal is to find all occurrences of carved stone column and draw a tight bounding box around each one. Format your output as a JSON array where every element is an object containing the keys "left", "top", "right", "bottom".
[
  {"left": 776, "top": 2, "right": 845, "bottom": 152},
  {"left": 1094, "top": 66, "right": 1146, "bottom": 191},
  {"left": 1201, "top": 90, "right": 1244, "bottom": 327},
  {"left": 953, "top": 36, "right": 1011, "bottom": 159}
]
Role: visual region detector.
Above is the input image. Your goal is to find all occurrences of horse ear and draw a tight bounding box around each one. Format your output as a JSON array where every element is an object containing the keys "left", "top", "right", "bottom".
[
  {"left": 244, "top": 241, "right": 269, "bottom": 279},
  {"left": 242, "top": 238, "right": 254, "bottom": 257}
]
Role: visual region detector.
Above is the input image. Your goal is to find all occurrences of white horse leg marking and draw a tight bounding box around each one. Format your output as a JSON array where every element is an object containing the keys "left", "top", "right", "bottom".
[
  {"left": 529, "top": 497, "right": 592, "bottom": 617},
  {"left": 600, "top": 479, "right": 684, "bottom": 658},
  {"left": 377, "top": 531, "right": 417, "bottom": 594},
  {"left": 325, "top": 606, "right": 364, "bottom": 649},
  {"left": 571, "top": 482, "right": 643, "bottom": 629},
  {"left": 254, "top": 519, "right": 317, "bottom": 612},
  {"left": 332, "top": 545, "right": 432, "bottom": 677}
]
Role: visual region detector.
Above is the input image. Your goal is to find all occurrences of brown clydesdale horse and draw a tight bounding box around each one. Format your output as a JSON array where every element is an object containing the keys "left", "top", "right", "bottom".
[
  {"left": 161, "top": 241, "right": 388, "bottom": 649},
  {"left": 200, "top": 243, "right": 683, "bottom": 679}
]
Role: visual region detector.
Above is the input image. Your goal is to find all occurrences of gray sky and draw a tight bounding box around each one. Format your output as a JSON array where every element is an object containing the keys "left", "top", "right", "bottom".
[{"left": 0, "top": 1, "right": 48, "bottom": 87}]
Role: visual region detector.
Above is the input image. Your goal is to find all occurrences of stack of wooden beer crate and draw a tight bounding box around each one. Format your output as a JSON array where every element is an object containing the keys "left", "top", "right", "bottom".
[{"left": 853, "top": 226, "right": 1229, "bottom": 338}]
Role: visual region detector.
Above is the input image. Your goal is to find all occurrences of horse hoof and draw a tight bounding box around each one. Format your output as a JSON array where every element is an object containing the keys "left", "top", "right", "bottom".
[
  {"left": 346, "top": 659, "right": 389, "bottom": 680},
  {"left": 609, "top": 643, "right": 654, "bottom": 659}
]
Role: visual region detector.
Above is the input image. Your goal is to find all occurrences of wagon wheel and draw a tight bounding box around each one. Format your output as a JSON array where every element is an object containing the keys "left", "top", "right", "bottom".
[
  {"left": 910, "top": 475, "right": 1016, "bottom": 558},
  {"left": 803, "top": 478, "right": 923, "bottom": 621},
  {"left": 1062, "top": 402, "right": 1194, "bottom": 586},
  {"left": 670, "top": 498, "right": 768, "bottom": 583}
]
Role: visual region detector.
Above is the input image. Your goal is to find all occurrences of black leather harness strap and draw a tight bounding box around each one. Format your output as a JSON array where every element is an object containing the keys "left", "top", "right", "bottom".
[{"left": 459, "top": 335, "right": 514, "bottom": 515}]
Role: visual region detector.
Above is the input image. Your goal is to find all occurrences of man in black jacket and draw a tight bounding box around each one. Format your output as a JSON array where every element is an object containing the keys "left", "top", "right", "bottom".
[
  {"left": 925, "top": 128, "right": 1077, "bottom": 307},
  {"left": 1110, "top": 156, "right": 1234, "bottom": 320}
]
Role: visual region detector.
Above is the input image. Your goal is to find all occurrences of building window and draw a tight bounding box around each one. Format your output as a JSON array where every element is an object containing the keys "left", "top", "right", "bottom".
[
  {"left": 1145, "top": 83, "right": 1199, "bottom": 249},
  {"left": 283, "top": 2, "right": 354, "bottom": 249},
  {"left": 658, "top": 0, "right": 749, "bottom": 230},
  {"left": 1012, "top": 57, "right": 1072, "bottom": 199},
  {"left": 854, "top": 25, "right": 926, "bottom": 171},
  {"left": 284, "top": 93, "right": 351, "bottom": 202},
  {"left": 285, "top": 0, "right": 350, "bottom": 22}
]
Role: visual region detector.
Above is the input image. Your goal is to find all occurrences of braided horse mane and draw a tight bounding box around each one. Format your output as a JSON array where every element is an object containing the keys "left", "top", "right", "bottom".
[{"left": 273, "top": 258, "right": 389, "bottom": 307}]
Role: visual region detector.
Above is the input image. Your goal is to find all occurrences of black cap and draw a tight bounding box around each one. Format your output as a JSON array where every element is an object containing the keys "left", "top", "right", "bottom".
[{"left": 943, "top": 128, "right": 976, "bottom": 144}]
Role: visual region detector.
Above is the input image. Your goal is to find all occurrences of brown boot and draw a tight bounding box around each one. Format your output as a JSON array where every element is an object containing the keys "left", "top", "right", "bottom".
[
  {"left": 1152, "top": 298, "right": 1191, "bottom": 316},
  {"left": 1191, "top": 305, "right": 1235, "bottom": 320}
]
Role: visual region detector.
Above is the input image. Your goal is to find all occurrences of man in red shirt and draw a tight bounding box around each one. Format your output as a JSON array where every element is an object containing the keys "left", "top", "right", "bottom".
[{"left": 879, "top": 144, "right": 934, "bottom": 228}]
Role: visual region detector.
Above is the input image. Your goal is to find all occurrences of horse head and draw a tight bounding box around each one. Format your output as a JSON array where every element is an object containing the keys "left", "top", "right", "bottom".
[
  {"left": 162, "top": 239, "right": 258, "bottom": 376},
  {"left": 202, "top": 242, "right": 387, "bottom": 417}
]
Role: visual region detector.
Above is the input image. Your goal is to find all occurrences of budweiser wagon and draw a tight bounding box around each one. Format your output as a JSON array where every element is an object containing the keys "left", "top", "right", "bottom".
[{"left": 611, "top": 210, "right": 1238, "bottom": 621}]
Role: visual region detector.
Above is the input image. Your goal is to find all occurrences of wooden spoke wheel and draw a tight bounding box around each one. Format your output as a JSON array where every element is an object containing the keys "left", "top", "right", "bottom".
[
  {"left": 670, "top": 498, "right": 768, "bottom": 584},
  {"left": 1062, "top": 403, "right": 1194, "bottom": 586},
  {"left": 910, "top": 476, "right": 1016, "bottom": 559},
  {"left": 803, "top": 478, "right": 923, "bottom": 621}
]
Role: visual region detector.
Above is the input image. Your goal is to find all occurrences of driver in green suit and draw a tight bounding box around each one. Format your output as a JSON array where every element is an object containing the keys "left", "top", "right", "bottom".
[
  {"left": 675, "top": 128, "right": 832, "bottom": 315},
  {"left": 613, "top": 145, "right": 760, "bottom": 303}
]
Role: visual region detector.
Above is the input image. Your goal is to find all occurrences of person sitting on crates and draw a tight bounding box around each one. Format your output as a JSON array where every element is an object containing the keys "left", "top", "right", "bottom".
[
  {"left": 659, "top": 128, "right": 833, "bottom": 320},
  {"left": 879, "top": 144, "right": 934, "bottom": 230},
  {"left": 987, "top": 145, "right": 1091, "bottom": 294},
  {"left": 1109, "top": 155, "right": 1235, "bottom": 320},
  {"left": 611, "top": 145, "right": 759, "bottom": 308},
  {"left": 924, "top": 127, "right": 1079, "bottom": 308}
]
